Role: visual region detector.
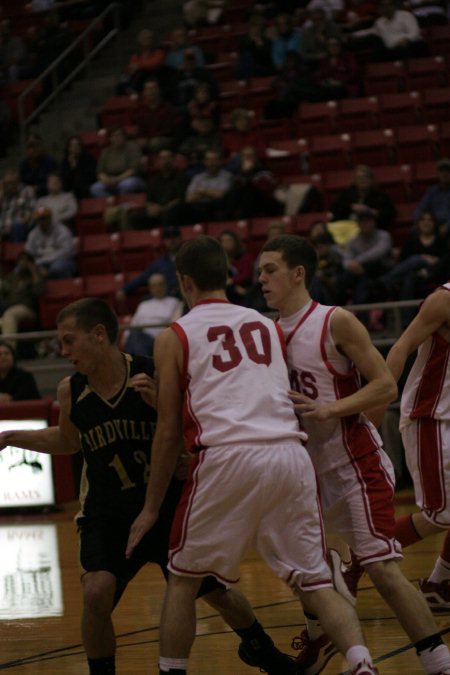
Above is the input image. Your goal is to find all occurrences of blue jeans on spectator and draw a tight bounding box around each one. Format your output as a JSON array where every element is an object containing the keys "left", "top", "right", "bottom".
[
  {"left": 44, "top": 258, "right": 78, "bottom": 278},
  {"left": 90, "top": 176, "right": 147, "bottom": 198},
  {"left": 124, "top": 330, "right": 155, "bottom": 357}
]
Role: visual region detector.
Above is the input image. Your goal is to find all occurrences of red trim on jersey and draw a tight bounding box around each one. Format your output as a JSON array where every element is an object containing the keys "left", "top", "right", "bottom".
[
  {"left": 275, "top": 321, "right": 288, "bottom": 362},
  {"left": 320, "top": 307, "right": 357, "bottom": 380},
  {"left": 169, "top": 450, "right": 240, "bottom": 584},
  {"left": 418, "top": 418, "right": 446, "bottom": 515},
  {"left": 285, "top": 300, "right": 318, "bottom": 345},
  {"left": 411, "top": 334, "right": 450, "bottom": 418},
  {"left": 171, "top": 322, "right": 189, "bottom": 391},
  {"left": 183, "top": 376, "right": 205, "bottom": 453}
]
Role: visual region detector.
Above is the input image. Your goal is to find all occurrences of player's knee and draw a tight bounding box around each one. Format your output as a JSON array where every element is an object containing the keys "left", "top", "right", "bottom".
[
  {"left": 365, "top": 559, "right": 404, "bottom": 594},
  {"left": 82, "top": 574, "right": 116, "bottom": 615}
]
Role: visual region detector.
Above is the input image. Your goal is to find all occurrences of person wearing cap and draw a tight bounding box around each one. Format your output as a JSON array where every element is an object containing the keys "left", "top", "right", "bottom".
[
  {"left": 24, "top": 206, "right": 77, "bottom": 278},
  {"left": 335, "top": 209, "right": 393, "bottom": 318},
  {"left": 115, "top": 226, "right": 183, "bottom": 312},
  {"left": 414, "top": 158, "right": 450, "bottom": 239}
]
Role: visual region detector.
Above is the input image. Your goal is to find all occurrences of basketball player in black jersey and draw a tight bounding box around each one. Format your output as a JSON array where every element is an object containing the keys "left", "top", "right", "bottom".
[{"left": 0, "top": 297, "right": 301, "bottom": 675}]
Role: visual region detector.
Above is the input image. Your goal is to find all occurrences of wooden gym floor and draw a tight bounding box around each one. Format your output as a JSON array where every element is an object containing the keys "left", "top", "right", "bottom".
[{"left": 0, "top": 490, "right": 449, "bottom": 674}]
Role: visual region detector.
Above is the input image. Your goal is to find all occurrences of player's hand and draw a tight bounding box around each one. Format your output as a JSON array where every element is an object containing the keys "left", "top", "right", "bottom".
[
  {"left": 288, "top": 391, "right": 333, "bottom": 421},
  {"left": 130, "top": 373, "right": 157, "bottom": 408},
  {"left": 126, "top": 509, "right": 159, "bottom": 559}
]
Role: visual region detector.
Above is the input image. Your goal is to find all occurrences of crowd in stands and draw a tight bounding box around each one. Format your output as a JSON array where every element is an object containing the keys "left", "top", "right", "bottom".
[{"left": 1, "top": 0, "right": 450, "bottom": 352}]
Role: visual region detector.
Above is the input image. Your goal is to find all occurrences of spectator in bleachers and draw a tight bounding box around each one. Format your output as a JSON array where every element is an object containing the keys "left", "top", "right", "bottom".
[
  {"left": 116, "top": 29, "right": 165, "bottom": 95},
  {"left": 182, "top": 0, "right": 228, "bottom": 27},
  {"left": 90, "top": 126, "right": 146, "bottom": 198},
  {"left": 305, "top": 0, "right": 344, "bottom": 20},
  {"left": 407, "top": 0, "right": 448, "bottom": 27},
  {"left": 183, "top": 81, "right": 220, "bottom": 139},
  {"left": 24, "top": 205, "right": 77, "bottom": 278},
  {"left": 0, "top": 340, "right": 40, "bottom": 401},
  {"left": 224, "top": 145, "right": 279, "bottom": 219},
  {"left": 127, "top": 148, "right": 189, "bottom": 229},
  {"left": 0, "top": 100, "right": 10, "bottom": 158},
  {"left": 0, "top": 251, "right": 45, "bottom": 349},
  {"left": 264, "top": 50, "right": 320, "bottom": 118},
  {"left": 223, "top": 109, "right": 265, "bottom": 162},
  {"left": 330, "top": 164, "right": 397, "bottom": 232},
  {"left": 37, "top": 172, "right": 77, "bottom": 228},
  {"left": 131, "top": 79, "right": 178, "bottom": 155},
  {"left": 414, "top": 157, "right": 450, "bottom": 240},
  {"left": 19, "top": 134, "right": 58, "bottom": 198},
  {"left": 178, "top": 148, "right": 231, "bottom": 223},
  {"left": 299, "top": 8, "right": 342, "bottom": 68},
  {"left": 309, "top": 230, "right": 344, "bottom": 304},
  {"left": 168, "top": 48, "right": 218, "bottom": 108},
  {"left": 123, "top": 273, "right": 183, "bottom": 357},
  {"left": 115, "top": 226, "right": 183, "bottom": 310},
  {"left": 0, "top": 169, "right": 36, "bottom": 242},
  {"left": 315, "top": 36, "right": 361, "bottom": 99},
  {"left": 335, "top": 208, "right": 393, "bottom": 312},
  {"left": 375, "top": 211, "right": 446, "bottom": 321},
  {"left": 271, "top": 12, "right": 303, "bottom": 70},
  {"left": 235, "top": 13, "right": 275, "bottom": 79},
  {"left": 164, "top": 26, "right": 205, "bottom": 72},
  {"left": 29, "top": 9, "right": 74, "bottom": 84},
  {"left": 349, "top": 0, "right": 429, "bottom": 61},
  {"left": 339, "top": 0, "right": 378, "bottom": 33},
  {"left": 178, "top": 115, "right": 223, "bottom": 177},
  {"left": 220, "top": 228, "right": 254, "bottom": 305},
  {"left": 0, "top": 19, "right": 29, "bottom": 81},
  {"left": 60, "top": 134, "right": 97, "bottom": 199}
]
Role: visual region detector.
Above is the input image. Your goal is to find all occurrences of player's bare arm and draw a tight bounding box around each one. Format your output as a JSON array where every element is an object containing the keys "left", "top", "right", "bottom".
[
  {"left": 387, "top": 288, "right": 450, "bottom": 383},
  {"left": 126, "top": 328, "right": 185, "bottom": 558},
  {"left": 0, "top": 377, "right": 80, "bottom": 454},
  {"left": 290, "top": 308, "right": 397, "bottom": 420}
]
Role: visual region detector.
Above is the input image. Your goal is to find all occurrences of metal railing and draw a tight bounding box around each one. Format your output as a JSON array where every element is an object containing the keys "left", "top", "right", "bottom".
[{"left": 17, "top": 2, "right": 122, "bottom": 149}]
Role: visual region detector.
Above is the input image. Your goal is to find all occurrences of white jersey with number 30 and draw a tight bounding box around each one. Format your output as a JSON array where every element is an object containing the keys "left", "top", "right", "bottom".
[{"left": 171, "top": 299, "right": 305, "bottom": 452}]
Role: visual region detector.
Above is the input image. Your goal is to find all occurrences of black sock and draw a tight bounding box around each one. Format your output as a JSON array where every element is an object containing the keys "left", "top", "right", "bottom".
[
  {"left": 415, "top": 633, "right": 444, "bottom": 654},
  {"left": 88, "top": 656, "right": 115, "bottom": 674},
  {"left": 235, "top": 619, "right": 274, "bottom": 651},
  {"left": 159, "top": 670, "right": 186, "bottom": 674}
]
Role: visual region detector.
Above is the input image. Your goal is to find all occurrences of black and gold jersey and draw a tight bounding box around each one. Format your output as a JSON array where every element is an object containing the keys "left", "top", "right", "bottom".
[{"left": 71, "top": 353, "right": 157, "bottom": 522}]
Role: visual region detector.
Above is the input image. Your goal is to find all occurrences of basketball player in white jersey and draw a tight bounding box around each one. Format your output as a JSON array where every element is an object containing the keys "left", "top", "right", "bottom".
[
  {"left": 126, "top": 236, "right": 379, "bottom": 675},
  {"left": 258, "top": 234, "right": 450, "bottom": 675},
  {"left": 380, "top": 283, "right": 450, "bottom": 612}
]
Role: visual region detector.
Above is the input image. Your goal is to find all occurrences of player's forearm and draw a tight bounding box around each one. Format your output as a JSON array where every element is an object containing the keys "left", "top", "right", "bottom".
[
  {"left": 144, "top": 430, "right": 183, "bottom": 514},
  {"left": 0, "top": 427, "right": 78, "bottom": 455},
  {"left": 386, "top": 342, "right": 409, "bottom": 383},
  {"left": 328, "top": 376, "right": 397, "bottom": 418}
]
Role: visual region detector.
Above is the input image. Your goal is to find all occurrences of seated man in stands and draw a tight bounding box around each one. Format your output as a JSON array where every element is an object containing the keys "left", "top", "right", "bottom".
[
  {"left": 90, "top": 126, "right": 147, "bottom": 198},
  {"left": 123, "top": 273, "right": 183, "bottom": 357},
  {"left": 414, "top": 158, "right": 450, "bottom": 240},
  {"left": 19, "top": 134, "right": 58, "bottom": 199},
  {"left": 37, "top": 172, "right": 78, "bottom": 228},
  {"left": 0, "top": 340, "right": 40, "bottom": 401},
  {"left": 131, "top": 79, "right": 179, "bottom": 155},
  {"left": 24, "top": 206, "right": 77, "bottom": 278},
  {"left": 335, "top": 209, "right": 393, "bottom": 322},
  {"left": 0, "top": 251, "right": 45, "bottom": 350},
  {"left": 174, "top": 148, "right": 232, "bottom": 224},
  {"left": 115, "top": 226, "right": 183, "bottom": 313}
]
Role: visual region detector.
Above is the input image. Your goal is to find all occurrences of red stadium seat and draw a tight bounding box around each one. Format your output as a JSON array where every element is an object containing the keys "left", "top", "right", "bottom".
[
  {"left": 78, "top": 233, "right": 119, "bottom": 276},
  {"left": 404, "top": 56, "right": 447, "bottom": 91},
  {"left": 364, "top": 61, "right": 405, "bottom": 95},
  {"left": 395, "top": 124, "right": 439, "bottom": 164},
  {"left": 296, "top": 100, "right": 338, "bottom": 136},
  {"left": 378, "top": 91, "right": 422, "bottom": 128},
  {"left": 39, "top": 278, "right": 84, "bottom": 329},
  {"left": 116, "top": 229, "right": 162, "bottom": 273},
  {"left": 350, "top": 129, "right": 396, "bottom": 166},
  {"left": 336, "top": 96, "right": 379, "bottom": 133},
  {"left": 308, "top": 133, "right": 352, "bottom": 173}
]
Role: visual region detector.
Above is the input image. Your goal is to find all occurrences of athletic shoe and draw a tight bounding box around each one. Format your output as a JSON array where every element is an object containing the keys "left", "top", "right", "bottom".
[
  {"left": 419, "top": 578, "right": 450, "bottom": 612},
  {"left": 352, "top": 660, "right": 379, "bottom": 674},
  {"left": 291, "top": 630, "right": 338, "bottom": 675},
  {"left": 238, "top": 640, "right": 302, "bottom": 674},
  {"left": 328, "top": 549, "right": 362, "bottom": 606}
]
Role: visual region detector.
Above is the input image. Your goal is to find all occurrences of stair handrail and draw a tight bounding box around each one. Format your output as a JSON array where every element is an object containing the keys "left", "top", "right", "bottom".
[{"left": 17, "top": 2, "right": 122, "bottom": 150}]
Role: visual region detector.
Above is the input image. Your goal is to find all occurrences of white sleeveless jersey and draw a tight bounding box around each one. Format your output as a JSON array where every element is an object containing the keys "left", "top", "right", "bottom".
[
  {"left": 401, "top": 283, "right": 450, "bottom": 425},
  {"left": 172, "top": 299, "right": 305, "bottom": 452},
  {"left": 278, "top": 301, "right": 382, "bottom": 475}
]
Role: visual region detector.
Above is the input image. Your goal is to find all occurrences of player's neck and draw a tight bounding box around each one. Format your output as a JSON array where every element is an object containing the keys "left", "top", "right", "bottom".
[
  {"left": 87, "top": 349, "right": 127, "bottom": 398},
  {"left": 191, "top": 290, "right": 228, "bottom": 306},
  {"left": 278, "top": 289, "right": 312, "bottom": 319}
]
